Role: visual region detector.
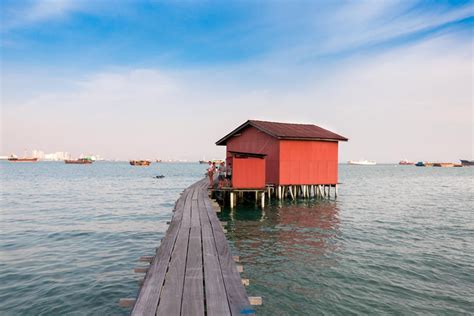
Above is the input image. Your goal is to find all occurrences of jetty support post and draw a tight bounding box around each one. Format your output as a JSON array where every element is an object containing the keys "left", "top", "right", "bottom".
[{"left": 230, "top": 192, "right": 235, "bottom": 209}]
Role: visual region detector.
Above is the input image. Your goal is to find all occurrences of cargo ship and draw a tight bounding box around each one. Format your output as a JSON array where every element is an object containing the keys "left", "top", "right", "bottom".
[
  {"left": 130, "top": 160, "right": 151, "bottom": 166},
  {"left": 416, "top": 161, "right": 462, "bottom": 167},
  {"left": 348, "top": 160, "right": 376, "bottom": 165},
  {"left": 8, "top": 156, "right": 38, "bottom": 162},
  {"left": 65, "top": 158, "right": 93, "bottom": 164}
]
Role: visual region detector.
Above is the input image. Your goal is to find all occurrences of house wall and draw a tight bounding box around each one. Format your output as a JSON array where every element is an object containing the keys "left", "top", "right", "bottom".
[
  {"left": 279, "top": 140, "right": 339, "bottom": 185},
  {"left": 231, "top": 157, "right": 266, "bottom": 189},
  {"left": 226, "top": 126, "right": 280, "bottom": 184}
]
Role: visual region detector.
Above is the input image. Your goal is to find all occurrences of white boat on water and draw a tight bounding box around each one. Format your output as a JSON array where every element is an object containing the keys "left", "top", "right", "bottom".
[{"left": 348, "top": 160, "right": 377, "bottom": 165}]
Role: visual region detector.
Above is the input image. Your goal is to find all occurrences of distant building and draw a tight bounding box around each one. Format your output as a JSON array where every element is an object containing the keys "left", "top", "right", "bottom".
[
  {"left": 32, "top": 150, "right": 45, "bottom": 159},
  {"left": 216, "top": 120, "right": 348, "bottom": 189},
  {"left": 44, "top": 151, "right": 71, "bottom": 161}
]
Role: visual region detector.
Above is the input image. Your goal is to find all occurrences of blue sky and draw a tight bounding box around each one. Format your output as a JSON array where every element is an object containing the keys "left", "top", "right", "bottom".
[{"left": 1, "top": 0, "right": 473, "bottom": 161}]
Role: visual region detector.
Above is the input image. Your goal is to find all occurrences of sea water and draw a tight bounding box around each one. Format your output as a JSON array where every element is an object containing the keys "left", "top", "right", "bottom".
[{"left": 1, "top": 162, "right": 472, "bottom": 315}]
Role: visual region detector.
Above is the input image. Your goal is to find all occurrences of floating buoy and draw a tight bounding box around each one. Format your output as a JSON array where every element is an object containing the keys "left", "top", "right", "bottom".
[{"left": 155, "top": 175, "right": 165, "bottom": 179}]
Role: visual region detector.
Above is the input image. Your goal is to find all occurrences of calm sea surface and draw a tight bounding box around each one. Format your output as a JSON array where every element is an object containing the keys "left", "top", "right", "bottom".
[{"left": 1, "top": 162, "right": 473, "bottom": 315}]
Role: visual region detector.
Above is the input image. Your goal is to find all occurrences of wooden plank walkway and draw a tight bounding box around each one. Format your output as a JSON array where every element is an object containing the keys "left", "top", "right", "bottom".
[{"left": 131, "top": 179, "right": 254, "bottom": 316}]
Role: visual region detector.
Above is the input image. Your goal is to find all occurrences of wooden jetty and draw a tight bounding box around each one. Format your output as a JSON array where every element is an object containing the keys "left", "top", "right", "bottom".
[{"left": 125, "top": 178, "right": 258, "bottom": 315}]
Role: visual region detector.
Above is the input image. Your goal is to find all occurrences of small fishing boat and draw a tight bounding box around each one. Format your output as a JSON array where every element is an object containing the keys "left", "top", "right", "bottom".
[
  {"left": 460, "top": 159, "right": 474, "bottom": 166},
  {"left": 415, "top": 161, "right": 425, "bottom": 167},
  {"left": 130, "top": 160, "right": 151, "bottom": 166},
  {"left": 348, "top": 160, "right": 376, "bottom": 165},
  {"left": 399, "top": 159, "right": 414, "bottom": 165},
  {"left": 65, "top": 158, "right": 93, "bottom": 164}
]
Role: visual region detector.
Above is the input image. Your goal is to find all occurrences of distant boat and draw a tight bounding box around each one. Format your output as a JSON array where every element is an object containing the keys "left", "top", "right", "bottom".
[
  {"left": 399, "top": 159, "right": 414, "bottom": 165},
  {"left": 348, "top": 160, "right": 376, "bottom": 165},
  {"left": 199, "top": 159, "right": 224, "bottom": 164},
  {"left": 156, "top": 159, "right": 162, "bottom": 163},
  {"left": 415, "top": 161, "right": 425, "bottom": 167},
  {"left": 460, "top": 159, "right": 474, "bottom": 166},
  {"left": 130, "top": 160, "right": 151, "bottom": 166},
  {"left": 8, "top": 156, "right": 38, "bottom": 162},
  {"left": 65, "top": 158, "right": 93, "bottom": 164},
  {"left": 433, "top": 163, "right": 454, "bottom": 167}
]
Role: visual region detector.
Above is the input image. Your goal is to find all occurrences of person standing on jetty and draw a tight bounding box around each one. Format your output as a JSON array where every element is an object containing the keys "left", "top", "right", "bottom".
[
  {"left": 207, "top": 161, "right": 216, "bottom": 188},
  {"left": 218, "top": 161, "right": 226, "bottom": 188}
]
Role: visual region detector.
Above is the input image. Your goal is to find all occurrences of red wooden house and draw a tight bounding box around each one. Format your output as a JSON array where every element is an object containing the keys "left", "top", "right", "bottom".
[{"left": 216, "top": 120, "right": 348, "bottom": 190}]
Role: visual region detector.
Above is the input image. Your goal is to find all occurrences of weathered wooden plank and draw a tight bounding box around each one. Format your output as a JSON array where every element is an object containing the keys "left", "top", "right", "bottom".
[
  {"left": 181, "top": 226, "right": 205, "bottom": 316},
  {"left": 181, "top": 186, "right": 194, "bottom": 229},
  {"left": 202, "top": 193, "right": 254, "bottom": 316},
  {"left": 155, "top": 225, "right": 190, "bottom": 315},
  {"left": 198, "top": 195, "right": 231, "bottom": 316},
  {"left": 131, "top": 189, "right": 191, "bottom": 316},
  {"left": 191, "top": 199, "right": 201, "bottom": 228}
]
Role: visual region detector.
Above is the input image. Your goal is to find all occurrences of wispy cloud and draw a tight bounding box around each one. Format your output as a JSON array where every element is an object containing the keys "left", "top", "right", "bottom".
[
  {"left": 1, "top": 0, "right": 80, "bottom": 31},
  {"left": 270, "top": 1, "right": 473, "bottom": 61}
]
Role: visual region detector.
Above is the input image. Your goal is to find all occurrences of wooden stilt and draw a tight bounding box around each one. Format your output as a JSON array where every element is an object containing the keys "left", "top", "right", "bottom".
[
  {"left": 261, "top": 192, "right": 265, "bottom": 208},
  {"left": 288, "top": 186, "right": 294, "bottom": 200},
  {"left": 335, "top": 184, "right": 338, "bottom": 198},
  {"left": 230, "top": 192, "right": 235, "bottom": 209}
]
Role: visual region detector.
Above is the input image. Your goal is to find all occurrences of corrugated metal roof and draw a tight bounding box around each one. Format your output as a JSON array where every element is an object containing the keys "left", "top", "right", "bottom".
[{"left": 216, "top": 120, "right": 348, "bottom": 145}]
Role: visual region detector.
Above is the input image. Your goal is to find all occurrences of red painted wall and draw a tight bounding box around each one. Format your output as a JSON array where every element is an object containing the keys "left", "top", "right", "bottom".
[
  {"left": 226, "top": 126, "right": 279, "bottom": 184},
  {"left": 231, "top": 157, "right": 266, "bottom": 189},
  {"left": 225, "top": 126, "right": 340, "bottom": 185},
  {"left": 279, "top": 140, "right": 339, "bottom": 185}
]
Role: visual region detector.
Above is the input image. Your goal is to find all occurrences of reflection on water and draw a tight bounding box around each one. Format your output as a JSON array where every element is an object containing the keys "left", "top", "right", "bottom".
[
  {"left": 223, "top": 200, "right": 340, "bottom": 261},
  {"left": 219, "top": 199, "right": 343, "bottom": 315}
]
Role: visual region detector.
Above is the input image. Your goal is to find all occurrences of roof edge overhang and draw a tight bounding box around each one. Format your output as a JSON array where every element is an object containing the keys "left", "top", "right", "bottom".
[
  {"left": 216, "top": 120, "right": 348, "bottom": 145},
  {"left": 278, "top": 136, "right": 349, "bottom": 142},
  {"left": 216, "top": 120, "right": 253, "bottom": 145}
]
